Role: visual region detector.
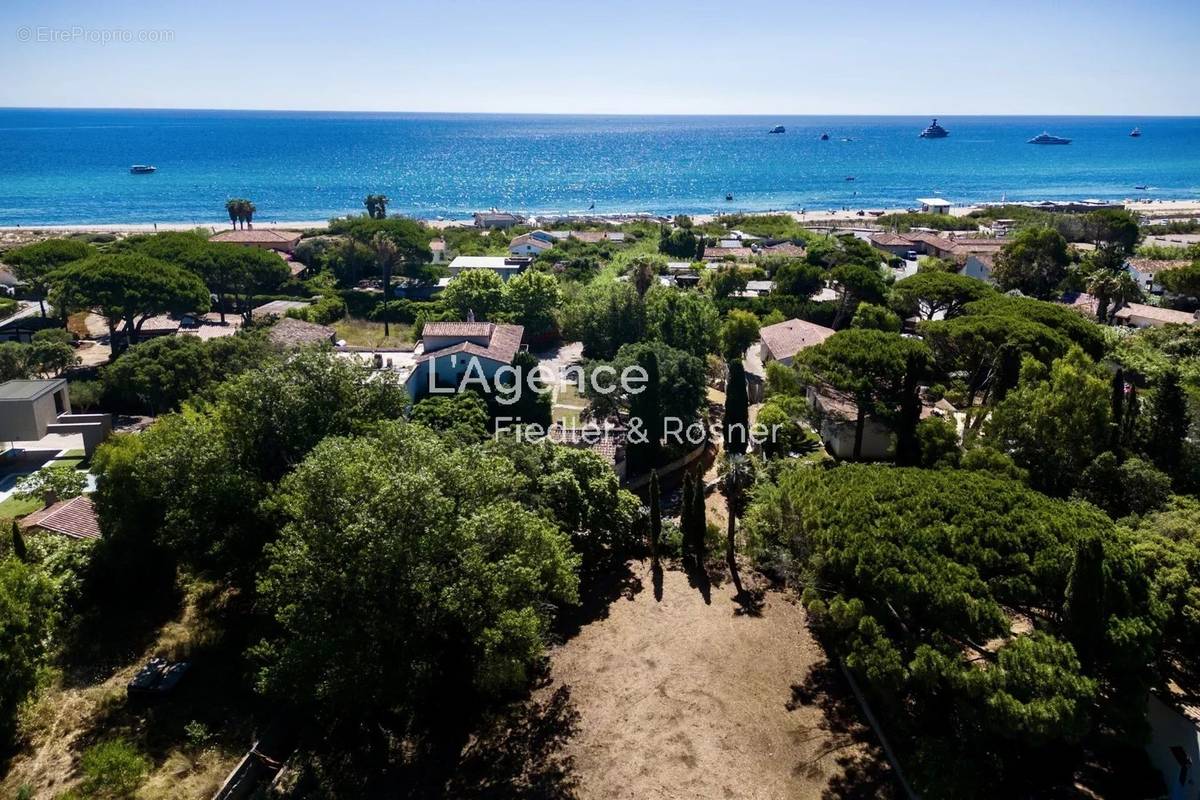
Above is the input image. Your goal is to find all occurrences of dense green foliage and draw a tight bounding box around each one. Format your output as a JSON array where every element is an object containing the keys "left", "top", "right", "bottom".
[
  {"left": 991, "top": 227, "right": 1071, "bottom": 298},
  {"left": 0, "top": 557, "right": 57, "bottom": 742},
  {"left": 746, "top": 465, "right": 1161, "bottom": 798}
]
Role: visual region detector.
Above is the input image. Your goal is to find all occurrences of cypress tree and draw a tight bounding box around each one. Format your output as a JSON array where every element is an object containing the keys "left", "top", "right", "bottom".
[
  {"left": 1110, "top": 369, "right": 1126, "bottom": 456},
  {"left": 692, "top": 474, "right": 708, "bottom": 564},
  {"left": 11, "top": 520, "right": 27, "bottom": 562},
  {"left": 1149, "top": 367, "right": 1188, "bottom": 475},
  {"left": 649, "top": 469, "right": 662, "bottom": 565},
  {"left": 724, "top": 361, "right": 749, "bottom": 455},
  {"left": 680, "top": 473, "right": 695, "bottom": 564}
]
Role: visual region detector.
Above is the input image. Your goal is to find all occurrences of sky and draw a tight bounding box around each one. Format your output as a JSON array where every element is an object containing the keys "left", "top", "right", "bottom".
[{"left": 2, "top": 0, "right": 1198, "bottom": 115}]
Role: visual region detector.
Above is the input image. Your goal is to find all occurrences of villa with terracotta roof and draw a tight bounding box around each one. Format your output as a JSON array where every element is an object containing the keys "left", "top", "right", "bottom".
[
  {"left": 406, "top": 320, "right": 525, "bottom": 400},
  {"left": 508, "top": 232, "right": 557, "bottom": 257},
  {"left": 758, "top": 318, "right": 835, "bottom": 366},
  {"left": 1112, "top": 302, "right": 1198, "bottom": 329},
  {"left": 209, "top": 228, "right": 301, "bottom": 253},
  {"left": 1127, "top": 258, "right": 1184, "bottom": 294}
]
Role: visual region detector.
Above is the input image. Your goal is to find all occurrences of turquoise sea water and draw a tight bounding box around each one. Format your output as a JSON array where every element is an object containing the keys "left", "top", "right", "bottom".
[{"left": 0, "top": 110, "right": 1197, "bottom": 225}]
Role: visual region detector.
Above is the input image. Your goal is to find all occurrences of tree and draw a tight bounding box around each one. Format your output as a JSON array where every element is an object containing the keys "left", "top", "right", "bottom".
[
  {"left": 364, "top": 194, "right": 390, "bottom": 219},
  {"left": 648, "top": 469, "right": 662, "bottom": 564},
  {"left": 630, "top": 255, "right": 663, "bottom": 298},
  {"left": 561, "top": 281, "right": 644, "bottom": 360},
  {"left": 10, "top": 521, "right": 26, "bottom": 562},
  {"left": 0, "top": 558, "right": 56, "bottom": 743},
  {"left": 723, "top": 361, "right": 749, "bottom": 455},
  {"left": 798, "top": 329, "right": 931, "bottom": 460},
  {"left": 1085, "top": 208, "right": 1141, "bottom": 255},
  {"left": 916, "top": 415, "right": 960, "bottom": 468},
  {"left": 718, "top": 309, "right": 759, "bottom": 361},
  {"left": 658, "top": 225, "right": 698, "bottom": 258},
  {"left": 771, "top": 260, "right": 824, "bottom": 299},
  {"left": 986, "top": 349, "right": 1112, "bottom": 496},
  {"left": 690, "top": 470, "right": 708, "bottom": 565},
  {"left": 28, "top": 329, "right": 78, "bottom": 376},
  {"left": 442, "top": 269, "right": 506, "bottom": 320},
  {"left": 829, "top": 263, "right": 887, "bottom": 328},
  {"left": 51, "top": 254, "right": 210, "bottom": 351},
  {"left": 225, "top": 198, "right": 241, "bottom": 229},
  {"left": 4, "top": 238, "right": 93, "bottom": 316},
  {"left": 1157, "top": 261, "right": 1200, "bottom": 300},
  {"left": 645, "top": 286, "right": 718, "bottom": 359},
  {"left": 680, "top": 472, "right": 696, "bottom": 565},
  {"left": 253, "top": 424, "right": 580, "bottom": 764},
  {"left": 224, "top": 198, "right": 256, "bottom": 229},
  {"left": 719, "top": 453, "right": 755, "bottom": 601},
  {"left": 335, "top": 216, "right": 434, "bottom": 281},
  {"left": 202, "top": 243, "right": 290, "bottom": 324},
  {"left": 1075, "top": 453, "right": 1171, "bottom": 518},
  {"left": 991, "top": 227, "right": 1071, "bottom": 298},
  {"left": 707, "top": 266, "right": 748, "bottom": 300},
  {"left": 505, "top": 269, "right": 561, "bottom": 337},
  {"left": 410, "top": 390, "right": 490, "bottom": 445},
  {"left": 16, "top": 465, "right": 86, "bottom": 505},
  {"left": 1084, "top": 265, "right": 1141, "bottom": 324},
  {"left": 628, "top": 347, "right": 662, "bottom": 474},
  {"left": 371, "top": 232, "right": 399, "bottom": 337},
  {"left": 584, "top": 341, "right": 706, "bottom": 446},
  {"left": 1147, "top": 367, "right": 1189, "bottom": 477},
  {"left": 889, "top": 271, "right": 992, "bottom": 321},
  {"left": 850, "top": 302, "right": 902, "bottom": 332}
]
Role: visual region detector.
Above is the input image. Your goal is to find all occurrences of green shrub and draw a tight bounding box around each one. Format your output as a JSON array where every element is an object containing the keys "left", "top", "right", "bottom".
[{"left": 79, "top": 738, "right": 150, "bottom": 798}]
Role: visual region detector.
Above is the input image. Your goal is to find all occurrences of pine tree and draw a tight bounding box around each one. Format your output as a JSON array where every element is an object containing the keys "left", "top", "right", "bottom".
[
  {"left": 1064, "top": 534, "right": 1107, "bottom": 673},
  {"left": 649, "top": 470, "right": 662, "bottom": 565},
  {"left": 724, "top": 361, "right": 749, "bottom": 455},
  {"left": 1148, "top": 367, "right": 1188, "bottom": 476}
]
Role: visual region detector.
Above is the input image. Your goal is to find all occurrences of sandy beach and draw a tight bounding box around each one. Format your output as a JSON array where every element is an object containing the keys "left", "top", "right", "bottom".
[{"left": 0, "top": 198, "right": 1198, "bottom": 242}]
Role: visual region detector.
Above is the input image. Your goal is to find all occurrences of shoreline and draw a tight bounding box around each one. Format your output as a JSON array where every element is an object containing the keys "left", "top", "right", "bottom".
[{"left": 0, "top": 198, "right": 1198, "bottom": 236}]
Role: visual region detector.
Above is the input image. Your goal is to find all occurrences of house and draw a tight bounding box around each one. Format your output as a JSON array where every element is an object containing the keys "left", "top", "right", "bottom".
[
  {"left": 429, "top": 238, "right": 447, "bottom": 264},
  {"left": 808, "top": 386, "right": 896, "bottom": 460},
  {"left": 0, "top": 379, "right": 111, "bottom": 457},
  {"left": 703, "top": 246, "right": 756, "bottom": 261},
  {"left": 0, "top": 267, "right": 18, "bottom": 295},
  {"left": 744, "top": 318, "right": 836, "bottom": 403},
  {"left": 20, "top": 495, "right": 101, "bottom": 539},
  {"left": 758, "top": 318, "right": 836, "bottom": 366},
  {"left": 406, "top": 321, "right": 525, "bottom": 400},
  {"left": 761, "top": 242, "right": 806, "bottom": 258},
  {"left": 473, "top": 211, "right": 525, "bottom": 229},
  {"left": 1127, "top": 258, "right": 1182, "bottom": 294},
  {"left": 251, "top": 300, "right": 311, "bottom": 321},
  {"left": 917, "top": 198, "right": 952, "bottom": 215},
  {"left": 868, "top": 233, "right": 918, "bottom": 258},
  {"left": 447, "top": 255, "right": 532, "bottom": 282},
  {"left": 1146, "top": 693, "right": 1200, "bottom": 800},
  {"left": 508, "top": 232, "right": 556, "bottom": 257},
  {"left": 737, "top": 280, "right": 774, "bottom": 298},
  {"left": 961, "top": 253, "right": 996, "bottom": 283},
  {"left": 208, "top": 229, "right": 301, "bottom": 253},
  {"left": 267, "top": 317, "right": 337, "bottom": 348},
  {"left": 1111, "top": 302, "right": 1197, "bottom": 329}
]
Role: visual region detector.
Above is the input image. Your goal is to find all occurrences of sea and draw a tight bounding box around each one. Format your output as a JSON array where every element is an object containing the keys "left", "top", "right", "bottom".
[{"left": 0, "top": 109, "right": 1198, "bottom": 226}]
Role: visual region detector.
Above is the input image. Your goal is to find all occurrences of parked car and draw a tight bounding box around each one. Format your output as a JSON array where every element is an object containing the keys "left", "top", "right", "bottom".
[{"left": 127, "top": 657, "right": 191, "bottom": 699}]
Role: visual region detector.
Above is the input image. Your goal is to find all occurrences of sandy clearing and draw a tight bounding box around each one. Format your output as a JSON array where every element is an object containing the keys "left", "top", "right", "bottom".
[{"left": 539, "top": 561, "right": 893, "bottom": 800}]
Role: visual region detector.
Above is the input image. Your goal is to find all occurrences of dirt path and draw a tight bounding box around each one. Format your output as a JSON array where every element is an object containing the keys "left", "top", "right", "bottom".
[{"left": 539, "top": 561, "right": 894, "bottom": 800}]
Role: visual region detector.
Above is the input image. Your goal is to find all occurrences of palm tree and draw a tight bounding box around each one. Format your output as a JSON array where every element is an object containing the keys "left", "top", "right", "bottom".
[
  {"left": 225, "top": 199, "right": 241, "bottom": 229},
  {"left": 1086, "top": 268, "right": 1141, "bottom": 324},
  {"left": 371, "top": 232, "right": 398, "bottom": 338},
  {"left": 719, "top": 453, "right": 756, "bottom": 602},
  {"left": 364, "top": 194, "right": 390, "bottom": 219},
  {"left": 240, "top": 200, "right": 256, "bottom": 229}
]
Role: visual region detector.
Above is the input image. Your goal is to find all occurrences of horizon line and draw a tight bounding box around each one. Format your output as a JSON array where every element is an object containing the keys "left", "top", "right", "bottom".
[{"left": 1, "top": 105, "right": 1198, "bottom": 118}]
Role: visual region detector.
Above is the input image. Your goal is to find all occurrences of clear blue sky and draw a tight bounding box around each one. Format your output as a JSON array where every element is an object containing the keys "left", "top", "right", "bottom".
[{"left": 2, "top": 0, "right": 1198, "bottom": 115}]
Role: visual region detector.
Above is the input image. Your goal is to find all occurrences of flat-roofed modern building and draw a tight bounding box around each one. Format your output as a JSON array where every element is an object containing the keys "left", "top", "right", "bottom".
[{"left": 0, "top": 379, "right": 111, "bottom": 456}]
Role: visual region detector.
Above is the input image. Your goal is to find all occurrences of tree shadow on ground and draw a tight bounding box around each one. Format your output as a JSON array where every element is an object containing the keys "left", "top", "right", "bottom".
[
  {"left": 682, "top": 557, "right": 711, "bottom": 605},
  {"left": 444, "top": 685, "right": 580, "bottom": 800},
  {"left": 651, "top": 561, "right": 663, "bottom": 601},
  {"left": 787, "top": 660, "right": 900, "bottom": 800},
  {"left": 553, "top": 558, "right": 642, "bottom": 643}
]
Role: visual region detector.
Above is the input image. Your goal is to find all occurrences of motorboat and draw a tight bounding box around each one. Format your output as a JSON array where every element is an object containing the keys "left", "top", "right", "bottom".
[
  {"left": 768, "top": 125, "right": 785, "bottom": 134},
  {"left": 1130, "top": 127, "right": 1142, "bottom": 137},
  {"left": 819, "top": 132, "right": 830, "bottom": 140},
  {"left": 129, "top": 164, "right": 157, "bottom": 174},
  {"left": 919, "top": 118, "right": 949, "bottom": 138},
  {"left": 1028, "top": 132, "right": 1071, "bottom": 145}
]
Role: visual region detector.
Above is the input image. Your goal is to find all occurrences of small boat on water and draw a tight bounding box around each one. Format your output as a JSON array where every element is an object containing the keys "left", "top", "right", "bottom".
[
  {"left": 1135, "top": 185, "right": 1149, "bottom": 190},
  {"left": 919, "top": 118, "right": 949, "bottom": 138},
  {"left": 725, "top": 193, "right": 734, "bottom": 201},
  {"left": 1130, "top": 127, "right": 1142, "bottom": 137},
  {"left": 1028, "top": 132, "right": 1071, "bottom": 145},
  {"left": 129, "top": 164, "right": 157, "bottom": 174},
  {"left": 768, "top": 125, "right": 785, "bottom": 134},
  {"left": 819, "top": 132, "right": 830, "bottom": 141},
  {"left": 844, "top": 176, "right": 856, "bottom": 182}
]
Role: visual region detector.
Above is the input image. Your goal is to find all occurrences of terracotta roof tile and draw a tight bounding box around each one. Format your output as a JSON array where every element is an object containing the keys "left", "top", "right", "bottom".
[
  {"left": 759, "top": 318, "right": 836, "bottom": 362},
  {"left": 21, "top": 495, "right": 100, "bottom": 539}
]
